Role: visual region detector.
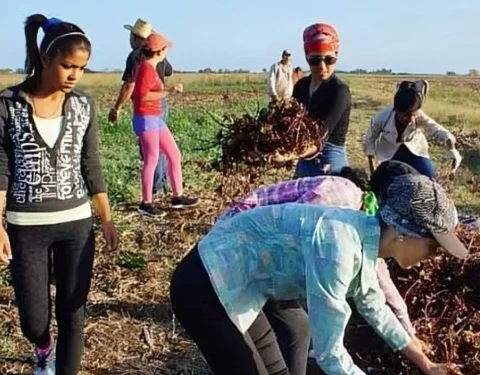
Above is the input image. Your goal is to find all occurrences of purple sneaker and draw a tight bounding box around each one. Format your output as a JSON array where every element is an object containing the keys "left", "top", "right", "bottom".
[{"left": 34, "top": 339, "right": 56, "bottom": 375}]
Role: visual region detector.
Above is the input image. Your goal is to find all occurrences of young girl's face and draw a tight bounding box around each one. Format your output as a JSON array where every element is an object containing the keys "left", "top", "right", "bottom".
[
  {"left": 393, "top": 236, "right": 439, "bottom": 269},
  {"left": 395, "top": 110, "right": 418, "bottom": 126},
  {"left": 41, "top": 48, "right": 90, "bottom": 93}
]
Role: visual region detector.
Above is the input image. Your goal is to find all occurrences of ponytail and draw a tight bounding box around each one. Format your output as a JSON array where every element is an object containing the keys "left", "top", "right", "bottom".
[{"left": 24, "top": 14, "right": 47, "bottom": 78}]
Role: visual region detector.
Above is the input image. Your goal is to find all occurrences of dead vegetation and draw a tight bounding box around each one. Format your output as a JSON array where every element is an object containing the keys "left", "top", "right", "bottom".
[
  {"left": 3, "top": 167, "right": 479, "bottom": 374},
  {"left": 0, "top": 84, "right": 479, "bottom": 374},
  {"left": 210, "top": 98, "right": 327, "bottom": 172}
]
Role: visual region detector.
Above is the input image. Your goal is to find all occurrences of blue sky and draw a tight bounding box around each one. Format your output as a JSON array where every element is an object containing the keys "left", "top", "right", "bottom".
[{"left": 1, "top": 0, "right": 478, "bottom": 74}]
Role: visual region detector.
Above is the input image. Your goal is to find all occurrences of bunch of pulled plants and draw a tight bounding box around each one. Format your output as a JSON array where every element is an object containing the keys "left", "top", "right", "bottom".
[{"left": 212, "top": 98, "right": 328, "bottom": 173}]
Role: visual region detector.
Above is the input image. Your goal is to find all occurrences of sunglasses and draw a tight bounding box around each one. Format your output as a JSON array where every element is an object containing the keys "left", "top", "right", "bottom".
[{"left": 307, "top": 55, "right": 337, "bottom": 66}]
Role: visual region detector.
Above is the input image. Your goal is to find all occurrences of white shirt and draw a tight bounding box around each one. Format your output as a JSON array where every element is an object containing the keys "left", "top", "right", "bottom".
[
  {"left": 267, "top": 62, "right": 293, "bottom": 99},
  {"left": 362, "top": 106, "right": 455, "bottom": 162},
  {"left": 6, "top": 115, "right": 92, "bottom": 226},
  {"left": 34, "top": 115, "right": 64, "bottom": 148}
]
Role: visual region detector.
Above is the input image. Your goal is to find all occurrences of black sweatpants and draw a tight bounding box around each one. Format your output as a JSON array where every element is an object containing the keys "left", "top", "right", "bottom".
[
  {"left": 262, "top": 300, "right": 310, "bottom": 375},
  {"left": 170, "top": 246, "right": 289, "bottom": 375},
  {"left": 8, "top": 217, "right": 95, "bottom": 375}
]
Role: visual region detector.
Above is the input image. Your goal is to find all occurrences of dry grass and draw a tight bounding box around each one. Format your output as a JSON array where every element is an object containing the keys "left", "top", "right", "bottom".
[
  {"left": 0, "top": 73, "right": 479, "bottom": 374},
  {"left": 0, "top": 73, "right": 267, "bottom": 89}
]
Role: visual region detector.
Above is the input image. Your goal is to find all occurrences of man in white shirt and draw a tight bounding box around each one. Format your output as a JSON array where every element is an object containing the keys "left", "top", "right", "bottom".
[{"left": 267, "top": 50, "right": 294, "bottom": 101}]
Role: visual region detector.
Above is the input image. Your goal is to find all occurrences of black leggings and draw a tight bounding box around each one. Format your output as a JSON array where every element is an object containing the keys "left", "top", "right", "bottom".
[
  {"left": 170, "top": 246, "right": 289, "bottom": 375},
  {"left": 262, "top": 300, "right": 310, "bottom": 375},
  {"left": 8, "top": 217, "right": 95, "bottom": 375}
]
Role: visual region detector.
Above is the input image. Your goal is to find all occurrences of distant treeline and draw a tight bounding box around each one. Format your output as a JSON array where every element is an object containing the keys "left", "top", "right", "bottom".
[{"left": 1, "top": 68, "right": 479, "bottom": 76}]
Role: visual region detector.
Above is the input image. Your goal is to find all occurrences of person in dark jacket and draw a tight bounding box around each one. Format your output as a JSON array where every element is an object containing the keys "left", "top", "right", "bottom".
[
  {"left": 292, "top": 22, "right": 352, "bottom": 177},
  {"left": 0, "top": 14, "right": 118, "bottom": 375},
  {"left": 109, "top": 18, "right": 174, "bottom": 198}
]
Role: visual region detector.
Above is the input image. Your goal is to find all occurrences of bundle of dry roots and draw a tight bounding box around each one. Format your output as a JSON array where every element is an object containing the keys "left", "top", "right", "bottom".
[
  {"left": 214, "top": 98, "right": 328, "bottom": 173},
  {"left": 308, "top": 225, "right": 480, "bottom": 375}
]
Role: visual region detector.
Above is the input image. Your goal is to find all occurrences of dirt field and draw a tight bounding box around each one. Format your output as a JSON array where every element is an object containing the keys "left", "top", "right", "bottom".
[{"left": 0, "top": 73, "right": 479, "bottom": 374}]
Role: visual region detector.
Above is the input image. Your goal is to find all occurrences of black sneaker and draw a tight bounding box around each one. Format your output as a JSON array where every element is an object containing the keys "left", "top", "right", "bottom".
[
  {"left": 171, "top": 196, "right": 200, "bottom": 209},
  {"left": 137, "top": 202, "right": 166, "bottom": 217}
]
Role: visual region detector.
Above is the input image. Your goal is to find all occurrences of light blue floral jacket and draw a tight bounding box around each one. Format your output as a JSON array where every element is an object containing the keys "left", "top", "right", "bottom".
[{"left": 198, "top": 203, "right": 411, "bottom": 374}]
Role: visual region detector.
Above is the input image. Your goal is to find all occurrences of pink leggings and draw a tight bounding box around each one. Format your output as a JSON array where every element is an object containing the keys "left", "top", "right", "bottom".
[{"left": 139, "top": 128, "right": 183, "bottom": 202}]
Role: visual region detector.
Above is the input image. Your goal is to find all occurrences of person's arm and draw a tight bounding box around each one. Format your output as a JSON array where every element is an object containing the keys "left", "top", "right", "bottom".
[
  {"left": 267, "top": 64, "right": 278, "bottom": 98},
  {"left": 376, "top": 259, "right": 416, "bottom": 334},
  {"left": 417, "top": 110, "right": 462, "bottom": 171},
  {"left": 417, "top": 110, "right": 455, "bottom": 147},
  {"left": 298, "top": 84, "right": 352, "bottom": 159},
  {"left": 0, "top": 191, "right": 10, "bottom": 264},
  {"left": 137, "top": 65, "right": 174, "bottom": 102},
  {"left": 113, "top": 82, "right": 135, "bottom": 113},
  {"left": 352, "top": 256, "right": 439, "bottom": 373},
  {"left": 82, "top": 99, "right": 118, "bottom": 250},
  {"left": 0, "top": 103, "right": 10, "bottom": 195},
  {"left": 363, "top": 110, "right": 386, "bottom": 172},
  {"left": 91, "top": 193, "right": 112, "bottom": 225},
  {"left": 113, "top": 52, "right": 138, "bottom": 112},
  {"left": 141, "top": 91, "right": 170, "bottom": 101},
  {"left": 0, "top": 106, "right": 11, "bottom": 263},
  {"left": 81, "top": 99, "right": 106, "bottom": 197},
  {"left": 306, "top": 218, "right": 368, "bottom": 374},
  {"left": 323, "top": 84, "right": 352, "bottom": 136}
]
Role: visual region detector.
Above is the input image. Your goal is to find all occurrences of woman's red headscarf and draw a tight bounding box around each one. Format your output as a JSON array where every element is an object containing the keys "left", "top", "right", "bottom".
[{"left": 303, "top": 23, "right": 339, "bottom": 54}]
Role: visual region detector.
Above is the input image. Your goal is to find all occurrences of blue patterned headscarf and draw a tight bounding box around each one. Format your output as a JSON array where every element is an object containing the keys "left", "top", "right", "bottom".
[{"left": 378, "top": 174, "right": 457, "bottom": 238}]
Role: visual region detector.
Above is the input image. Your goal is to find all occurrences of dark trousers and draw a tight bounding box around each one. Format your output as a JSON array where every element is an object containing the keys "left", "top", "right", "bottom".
[
  {"left": 392, "top": 144, "right": 436, "bottom": 178},
  {"left": 8, "top": 217, "right": 95, "bottom": 375},
  {"left": 170, "top": 246, "right": 289, "bottom": 375},
  {"left": 262, "top": 300, "right": 310, "bottom": 375}
]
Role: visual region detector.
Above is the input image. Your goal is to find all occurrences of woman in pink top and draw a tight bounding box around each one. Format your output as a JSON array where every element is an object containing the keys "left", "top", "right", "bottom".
[
  {"left": 218, "top": 162, "right": 423, "bottom": 375},
  {"left": 132, "top": 33, "right": 199, "bottom": 216}
]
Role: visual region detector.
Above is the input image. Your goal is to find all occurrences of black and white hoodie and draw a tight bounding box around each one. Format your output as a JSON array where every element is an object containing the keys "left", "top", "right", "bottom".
[{"left": 0, "top": 84, "right": 106, "bottom": 215}]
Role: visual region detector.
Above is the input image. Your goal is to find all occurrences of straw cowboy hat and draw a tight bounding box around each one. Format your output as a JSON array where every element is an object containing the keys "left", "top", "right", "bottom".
[{"left": 123, "top": 18, "right": 153, "bottom": 39}]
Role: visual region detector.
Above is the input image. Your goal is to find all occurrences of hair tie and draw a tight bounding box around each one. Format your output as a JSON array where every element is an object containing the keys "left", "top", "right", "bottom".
[
  {"left": 363, "top": 191, "right": 379, "bottom": 216},
  {"left": 41, "top": 17, "right": 63, "bottom": 32}
]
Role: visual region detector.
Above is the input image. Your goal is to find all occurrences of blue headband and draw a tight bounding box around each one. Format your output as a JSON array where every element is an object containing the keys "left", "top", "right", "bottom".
[{"left": 41, "top": 17, "right": 63, "bottom": 32}]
